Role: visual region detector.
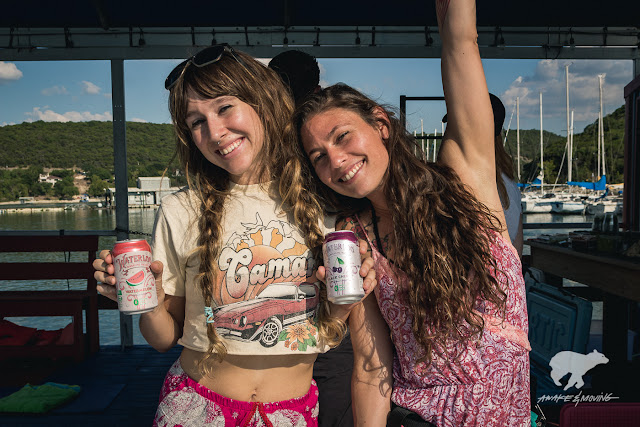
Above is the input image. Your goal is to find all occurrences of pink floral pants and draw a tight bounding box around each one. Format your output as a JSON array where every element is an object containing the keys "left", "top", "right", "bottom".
[{"left": 153, "top": 359, "right": 319, "bottom": 427}]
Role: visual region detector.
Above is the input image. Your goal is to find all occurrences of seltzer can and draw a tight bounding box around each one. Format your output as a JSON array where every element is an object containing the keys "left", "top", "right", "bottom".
[
  {"left": 112, "top": 239, "right": 158, "bottom": 315},
  {"left": 323, "top": 230, "right": 365, "bottom": 304}
]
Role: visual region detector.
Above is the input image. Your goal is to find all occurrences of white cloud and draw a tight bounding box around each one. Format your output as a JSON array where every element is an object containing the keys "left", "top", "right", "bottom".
[
  {"left": 81, "top": 80, "right": 101, "bottom": 95},
  {"left": 41, "top": 85, "right": 69, "bottom": 96},
  {"left": 0, "top": 62, "right": 23, "bottom": 82},
  {"left": 131, "top": 117, "right": 147, "bottom": 123},
  {"left": 499, "top": 59, "right": 632, "bottom": 133},
  {"left": 25, "top": 107, "right": 112, "bottom": 123},
  {"left": 535, "top": 60, "right": 561, "bottom": 80},
  {"left": 103, "top": 93, "right": 112, "bottom": 99},
  {"left": 318, "top": 63, "right": 329, "bottom": 88},
  {"left": 1, "top": 121, "right": 17, "bottom": 127}
]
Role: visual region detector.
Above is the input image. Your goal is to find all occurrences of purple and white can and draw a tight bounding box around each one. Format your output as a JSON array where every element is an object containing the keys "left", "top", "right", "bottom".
[{"left": 323, "top": 230, "right": 365, "bottom": 304}]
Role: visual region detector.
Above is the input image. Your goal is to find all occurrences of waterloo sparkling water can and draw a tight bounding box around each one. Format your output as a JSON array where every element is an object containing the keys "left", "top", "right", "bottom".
[
  {"left": 323, "top": 231, "right": 365, "bottom": 304},
  {"left": 112, "top": 239, "right": 158, "bottom": 314}
]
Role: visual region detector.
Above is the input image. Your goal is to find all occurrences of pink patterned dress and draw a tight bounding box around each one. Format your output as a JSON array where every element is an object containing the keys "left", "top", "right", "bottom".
[{"left": 362, "top": 227, "right": 531, "bottom": 426}]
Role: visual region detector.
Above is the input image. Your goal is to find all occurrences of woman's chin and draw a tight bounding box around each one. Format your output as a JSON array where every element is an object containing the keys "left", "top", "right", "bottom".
[{"left": 330, "top": 184, "right": 370, "bottom": 200}]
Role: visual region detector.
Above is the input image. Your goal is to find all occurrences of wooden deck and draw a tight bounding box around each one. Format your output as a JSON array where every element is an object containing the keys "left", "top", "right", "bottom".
[{"left": 0, "top": 345, "right": 182, "bottom": 426}]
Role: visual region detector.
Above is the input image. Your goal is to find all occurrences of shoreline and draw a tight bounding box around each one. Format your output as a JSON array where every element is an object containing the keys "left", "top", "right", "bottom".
[{"left": 0, "top": 200, "right": 158, "bottom": 213}]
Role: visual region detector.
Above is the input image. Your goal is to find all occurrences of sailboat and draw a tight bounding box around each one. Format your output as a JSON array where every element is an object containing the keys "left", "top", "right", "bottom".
[
  {"left": 521, "top": 92, "right": 559, "bottom": 213},
  {"left": 574, "top": 74, "right": 623, "bottom": 215},
  {"left": 551, "top": 108, "right": 586, "bottom": 214}
]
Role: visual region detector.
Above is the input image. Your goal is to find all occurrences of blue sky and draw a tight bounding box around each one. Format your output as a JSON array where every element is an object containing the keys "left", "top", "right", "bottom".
[{"left": 0, "top": 57, "right": 633, "bottom": 139}]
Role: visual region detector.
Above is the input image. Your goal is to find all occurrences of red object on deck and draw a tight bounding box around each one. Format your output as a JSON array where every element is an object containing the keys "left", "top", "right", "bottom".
[{"left": 559, "top": 402, "right": 640, "bottom": 426}]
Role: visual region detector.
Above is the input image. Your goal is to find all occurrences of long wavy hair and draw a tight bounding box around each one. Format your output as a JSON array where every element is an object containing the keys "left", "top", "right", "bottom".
[
  {"left": 294, "top": 84, "right": 507, "bottom": 368},
  {"left": 168, "top": 50, "right": 345, "bottom": 369}
]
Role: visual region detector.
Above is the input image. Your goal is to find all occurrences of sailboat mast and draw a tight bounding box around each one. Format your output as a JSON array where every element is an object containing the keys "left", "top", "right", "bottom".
[
  {"left": 599, "top": 74, "right": 606, "bottom": 178},
  {"left": 517, "top": 97, "right": 520, "bottom": 182},
  {"left": 570, "top": 110, "right": 574, "bottom": 181},
  {"left": 433, "top": 128, "right": 438, "bottom": 162},
  {"left": 420, "top": 118, "right": 425, "bottom": 155},
  {"left": 566, "top": 64, "right": 572, "bottom": 182},
  {"left": 540, "top": 91, "right": 544, "bottom": 194},
  {"left": 597, "top": 74, "right": 604, "bottom": 178}
]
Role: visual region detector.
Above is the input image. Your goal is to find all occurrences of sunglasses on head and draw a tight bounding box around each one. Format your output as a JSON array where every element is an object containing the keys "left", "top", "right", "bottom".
[{"left": 164, "top": 43, "right": 246, "bottom": 90}]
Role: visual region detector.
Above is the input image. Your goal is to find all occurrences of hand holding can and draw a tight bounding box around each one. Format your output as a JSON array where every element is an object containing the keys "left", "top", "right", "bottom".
[
  {"left": 112, "top": 239, "right": 158, "bottom": 315},
  {"left": 323, "top": 231, "right": 365, "bottom": 304}
]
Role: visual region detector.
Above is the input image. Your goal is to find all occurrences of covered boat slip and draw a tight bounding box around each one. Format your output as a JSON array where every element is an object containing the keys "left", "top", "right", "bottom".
[{"left": 2, "top": 0, "right": 640, "bottom": 424}]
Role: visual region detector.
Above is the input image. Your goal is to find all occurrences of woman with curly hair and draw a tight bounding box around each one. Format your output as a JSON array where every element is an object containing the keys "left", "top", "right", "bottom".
[
  {"left": 295, "top": 1, "right": 530, "bottom": 425},
  {"left": 93, "top": 45, "right": 374, "bottom": 426}
]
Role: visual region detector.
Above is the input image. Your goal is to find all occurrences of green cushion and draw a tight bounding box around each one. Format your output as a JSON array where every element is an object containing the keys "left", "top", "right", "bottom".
[{"left": 0, "top": 382, "right": 81, "bottom": 413}]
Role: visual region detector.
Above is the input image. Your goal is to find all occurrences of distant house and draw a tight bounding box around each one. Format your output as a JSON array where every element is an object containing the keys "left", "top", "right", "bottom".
[
  {"left": 107, "top": 176, "right": 180, "bottom": 207},
  {"left": 137, "top": 177, "right": 170, "bottom": 192},
  {"left": 38, "top": 173, "right": 62, "bottom": 185}
]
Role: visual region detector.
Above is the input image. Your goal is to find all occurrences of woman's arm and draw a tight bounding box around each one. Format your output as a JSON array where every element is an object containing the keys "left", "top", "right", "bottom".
[
  {"left": 94, "top": 250, "right": 185, "bottom": 352},
  {"left": 138, "top": 260, "right": 185, "bottom": 352},
  {"left": 436, "top": 0, "right": 506, "bottom": 231},
  {"left": 351, "top": 293, "right": 393, "bottom": 425}
]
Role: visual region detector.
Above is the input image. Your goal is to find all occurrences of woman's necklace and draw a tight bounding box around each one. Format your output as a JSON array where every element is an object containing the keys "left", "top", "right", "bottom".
[{"left": 370, "top": 203, "right": 387, "bottom": 258}]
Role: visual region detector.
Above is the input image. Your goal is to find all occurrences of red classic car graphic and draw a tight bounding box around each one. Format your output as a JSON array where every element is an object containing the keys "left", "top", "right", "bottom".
[{"left": 213, "top": 282, "right": 319, "bottom": 347}]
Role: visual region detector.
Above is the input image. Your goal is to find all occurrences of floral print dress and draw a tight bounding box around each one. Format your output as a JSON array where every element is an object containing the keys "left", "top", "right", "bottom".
[{"left": 359, "top": 222, "right": 531, "bottom": 427}]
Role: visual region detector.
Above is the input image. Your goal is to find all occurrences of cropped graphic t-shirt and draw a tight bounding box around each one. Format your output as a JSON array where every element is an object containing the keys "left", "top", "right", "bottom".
[{"left": 152, "top": 182, "right": 335, "bottom": 355}]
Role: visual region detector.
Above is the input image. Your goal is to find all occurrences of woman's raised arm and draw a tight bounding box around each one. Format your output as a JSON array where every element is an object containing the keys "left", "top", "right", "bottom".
[{"left": 436, "top": 0, "right": 506, "bottom": 231}]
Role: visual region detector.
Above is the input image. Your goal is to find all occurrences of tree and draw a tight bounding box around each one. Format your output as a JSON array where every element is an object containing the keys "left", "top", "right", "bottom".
[
  {"left": 51, "top": 169, "right": 75, "bottom": 179},
  {"left": 32, "top": 181, "right": 54, "bottom": 197},
  {"left": 88, "top": 175, "right": 109, "bottom": 197},
  {"left": 86, "top": 167, "right": 113, "bottom": 181},
  {"left": 54, "top": 176, "right": 79, "bottom": 199}
]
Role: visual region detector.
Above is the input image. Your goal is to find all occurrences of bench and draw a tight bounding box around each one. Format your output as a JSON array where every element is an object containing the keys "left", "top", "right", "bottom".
[{"left": 0, "top": 235, "right": 101, "bottom": 362}]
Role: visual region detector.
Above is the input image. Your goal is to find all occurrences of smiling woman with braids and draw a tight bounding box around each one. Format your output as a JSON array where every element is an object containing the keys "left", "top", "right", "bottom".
[
  {"left": 294, "top": 0, "right": 531, "bottom": 425},
  {"left": 92, "top": 45, "right": 375, "bottom": 426}
]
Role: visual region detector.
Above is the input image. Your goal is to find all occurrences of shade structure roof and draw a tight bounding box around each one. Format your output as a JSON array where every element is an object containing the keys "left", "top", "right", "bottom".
[
  {"left": 2, "top": 0, "right": 640, "bottom": 28},
  {"left": 1, "top": 0, "right": 639, "bottom": 61}
]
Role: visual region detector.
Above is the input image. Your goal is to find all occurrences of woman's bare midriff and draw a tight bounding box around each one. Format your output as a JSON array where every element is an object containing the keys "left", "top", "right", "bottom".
[{"left": 179, "top": 347, "right": 317, "bottom": 402}]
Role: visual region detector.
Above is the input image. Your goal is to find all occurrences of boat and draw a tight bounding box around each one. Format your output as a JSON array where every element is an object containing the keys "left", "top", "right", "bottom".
[
  {"left": 585, "top": 198, "right": 622, "bottom": 215},
  {"left": 551, "top": 199, "right": 585, "bottom": 214},
  {"left": 519, "top": 94, "right": 555, "bottom": 214},
  {"left": 522, "top": 200, "right": 554, "bottom": 213},
  {"left": 522, "top": 191, "right": 587, "bottom": 214},
  {"left": 521, "top": 192, "right": 555, "bottom": 213}
]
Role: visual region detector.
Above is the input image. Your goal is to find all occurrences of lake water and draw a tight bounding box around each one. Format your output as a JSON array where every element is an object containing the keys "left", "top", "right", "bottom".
[
  {"left": 1, "top": 207, "right": 598, "bottom": 345},
  {"left": 1, "top": 207, "right": 158, "bottom": 345}
]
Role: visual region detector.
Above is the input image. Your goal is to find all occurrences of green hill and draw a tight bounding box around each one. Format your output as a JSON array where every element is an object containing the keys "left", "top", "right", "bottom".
[
  {"left": 503, "top": 105, "right": 626, "bottom": 184},
  {"left": 0, "top": 120, "right": 177, "bottom": 174},
  {"left": 0, "top": 106, "right": 628, "bottom": 202},
  {"left": 0, "top": 121, "right": 183, "bottom": 201}
]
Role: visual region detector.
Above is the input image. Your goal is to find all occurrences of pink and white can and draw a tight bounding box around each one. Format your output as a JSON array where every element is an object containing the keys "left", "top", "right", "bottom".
[{"left": 112, "top": 239, "right": 158, "bottom": 315}]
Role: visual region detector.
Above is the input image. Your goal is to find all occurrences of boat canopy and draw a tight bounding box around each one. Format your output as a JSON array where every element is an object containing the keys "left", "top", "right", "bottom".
[
  {"left": 517, "top": 177, "right": 542, "bottom": 188},
  {"left": 567, "top": 175, "right": 607, "bottom": 191},
  {"left": 518, "top": 175, "right": 607, "bottom": 191}
]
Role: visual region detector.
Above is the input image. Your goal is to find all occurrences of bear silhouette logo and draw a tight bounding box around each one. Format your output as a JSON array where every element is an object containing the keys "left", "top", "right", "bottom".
[{"left": 549, "top": 349, "right": 609, "bottom": 391}]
